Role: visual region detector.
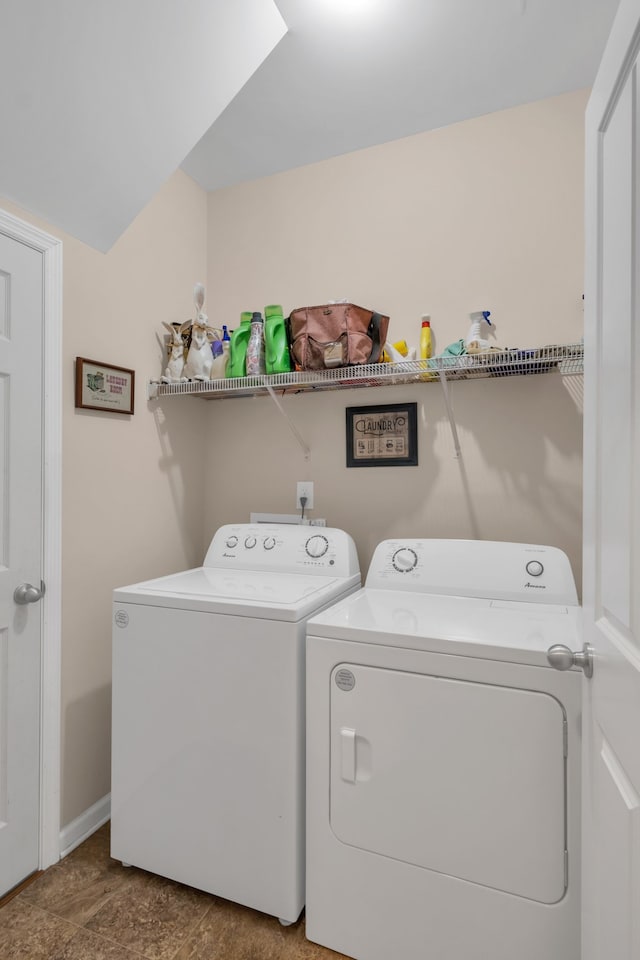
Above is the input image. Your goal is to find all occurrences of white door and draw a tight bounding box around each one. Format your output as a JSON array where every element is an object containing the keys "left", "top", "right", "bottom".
[
  {"left": 0, "top": 232, "right": 44, "bottom": 896},
  {"left": 583, "top": 1, "right": 640, "bottom": 957}
]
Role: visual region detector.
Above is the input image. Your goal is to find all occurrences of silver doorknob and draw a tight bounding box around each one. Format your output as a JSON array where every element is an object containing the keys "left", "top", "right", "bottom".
[
  {"left": 14, "top": 581, "right": 46, "bottom": 605},
  {"left": 547, "top": 642, "right": 593, "bottom": 678}
]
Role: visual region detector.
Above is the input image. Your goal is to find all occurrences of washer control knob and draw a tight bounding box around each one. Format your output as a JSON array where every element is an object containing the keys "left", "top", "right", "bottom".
[
  {"left": 526, "top": 560, "right": 544, "bottom": 577},
  {"left": 263, "top": 537, "right": 276, "bottom": 550},
  {"left": 392, "top": 548, "right": 418, "bottom": 573},
  {"left": 225, "top": 536, "right": 238, "bottom": 548},
  {"left": 306, "top": 535, "right": 329, "bottom": 558},
  {"left": 244, "top": 536, "right": 257, "bottom": 549}
]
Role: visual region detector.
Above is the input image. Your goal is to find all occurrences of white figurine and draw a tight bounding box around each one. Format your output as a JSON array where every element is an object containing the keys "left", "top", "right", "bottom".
[
  {"left": 161, "top": 322, "right": 187, "bottom": 383},
  {"left": 181, "top": 283, "right": 216, "bottom": 381}
]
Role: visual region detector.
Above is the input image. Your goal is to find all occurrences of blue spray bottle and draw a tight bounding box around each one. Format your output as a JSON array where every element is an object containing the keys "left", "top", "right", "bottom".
[{"left": 465, "top": 310, "right": 493, "bottom": 349}]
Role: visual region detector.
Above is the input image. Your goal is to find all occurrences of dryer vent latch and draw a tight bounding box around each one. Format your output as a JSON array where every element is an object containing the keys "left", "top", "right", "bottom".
[{"left": 546, "top": 643, "right": 593, "bottom": 679}]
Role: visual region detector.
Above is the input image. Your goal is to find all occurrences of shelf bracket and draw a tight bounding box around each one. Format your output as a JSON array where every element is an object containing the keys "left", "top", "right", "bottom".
[
  {"left": 438, "top": 371, "right": 461, "bottom": 458},
  {"left": 265, "top": 383, "right": 311, "bottom": 460}
]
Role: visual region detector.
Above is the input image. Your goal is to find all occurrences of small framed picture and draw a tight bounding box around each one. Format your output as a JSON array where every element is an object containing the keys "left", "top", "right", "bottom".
[
  {"left": 346, "top": 402, "right": 418, "bottom": 467},
  {"left": 75, "top": 358, "right": 135, "bottom": 415}
]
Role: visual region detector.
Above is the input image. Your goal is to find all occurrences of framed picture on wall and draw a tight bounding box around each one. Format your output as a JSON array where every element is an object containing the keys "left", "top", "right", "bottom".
[
  {"left": 75, "top": 358, "right": 135, "bottom": 415},
  {"left": 346, "top": 402, "right": 418, "bottom": 467}
]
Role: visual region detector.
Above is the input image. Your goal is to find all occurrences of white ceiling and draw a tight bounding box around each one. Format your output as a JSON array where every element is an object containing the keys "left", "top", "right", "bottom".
[
  {"left": 0, "top": 0, "right": 286, "bottom": 251},
  {"left": 0, "top": 1, "right": 620, "bottom": 251},
  {"left": 182, "top": 0, "right": 620, "bottom": 191}
]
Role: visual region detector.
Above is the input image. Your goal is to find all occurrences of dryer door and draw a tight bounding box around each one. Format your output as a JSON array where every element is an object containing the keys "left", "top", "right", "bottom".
[{"left": 330, "top": 664, "right": 567, "bottom": 903}]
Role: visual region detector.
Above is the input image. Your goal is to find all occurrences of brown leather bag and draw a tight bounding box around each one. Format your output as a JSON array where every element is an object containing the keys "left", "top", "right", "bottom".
[{"left": 288, "top": 303, "right": 390, "bottom": 371}]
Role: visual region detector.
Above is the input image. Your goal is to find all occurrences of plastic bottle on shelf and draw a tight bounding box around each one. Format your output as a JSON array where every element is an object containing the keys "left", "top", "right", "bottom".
[
  {"left": 384, "top": 341, "right": 407, "bottom": 363},
  {"left": 264, "top": 304, "right": 292, "bottom": 374},
  {"left": 382, "top": 340, "right": 408, "bottom": 362},
  {"left": 209, "top": 332, "right": 227, "bottom": 379},
  {"left": 419, "top": 314, "right": 436, "bottom": 380},
  {"left": 245, "top": 311, "right": 266, "bottom": 376},
  {"left": 465, "top": 310, "right": 492, "bottom": 348},
  {"left": 220, "top": 325, "right": 231, "bottom": 371},
  {"left": 226, "top": 312, "right": 252, "bottom": 378},
  {"left": 420, "top": 315, "right": 432, "bottom": 359}
]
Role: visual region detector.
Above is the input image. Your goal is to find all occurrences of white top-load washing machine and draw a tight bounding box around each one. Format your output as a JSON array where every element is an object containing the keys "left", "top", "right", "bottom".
[
  {"left": 111, "top": 523, "right": 360, "bottom": 925},
  {"left": 305, "top": 538, "right": 581, "bottom": 960}
]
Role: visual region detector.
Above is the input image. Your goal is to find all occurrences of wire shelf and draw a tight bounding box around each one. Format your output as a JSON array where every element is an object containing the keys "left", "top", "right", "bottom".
[{"left": 148, "top": 342, "right": 584, "bottom": 401}]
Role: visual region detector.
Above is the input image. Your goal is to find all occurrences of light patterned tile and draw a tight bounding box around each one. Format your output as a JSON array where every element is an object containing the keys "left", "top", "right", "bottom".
[
  {"left": 49, "top": 926, "right": 147, "bottom": 960},
  {"left": 65, "top": 822, "right": 112, "bottom": 867},
  {"left": 0, "top": 899, "right": 78, "bottom": 960},
  {"left": 175, "top": 901, "right": 348, "bottom": 960},
  {"left": 85, "top": 872, "right": 213, "bottom": 960},
  {"left": 20, "top": 837, "right": 133, "bottom": 926}
]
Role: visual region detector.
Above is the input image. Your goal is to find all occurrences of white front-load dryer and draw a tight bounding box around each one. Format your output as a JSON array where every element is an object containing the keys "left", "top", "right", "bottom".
[
  {"left": 305, "top": 539, "right": 581, "bottom": 960},
  {"left": 111, "top": 523, "right": 360, "bottom": 925}
]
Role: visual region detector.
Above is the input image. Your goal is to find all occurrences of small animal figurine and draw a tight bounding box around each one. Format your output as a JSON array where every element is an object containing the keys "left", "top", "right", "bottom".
[
  {"left": 181, "top": 283, "right": 216, "bottom": 381},
  {"left": 161, "top": 322, "right": 187, "bottom": 383}
]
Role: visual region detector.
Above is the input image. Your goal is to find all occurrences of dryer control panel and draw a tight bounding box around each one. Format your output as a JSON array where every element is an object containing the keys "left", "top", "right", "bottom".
[
  {"left": 366, "top": 539, "right": 578, "bottom": 606},
  {"left": 203, "top": 523, "right": 360, "bottom": 579}
]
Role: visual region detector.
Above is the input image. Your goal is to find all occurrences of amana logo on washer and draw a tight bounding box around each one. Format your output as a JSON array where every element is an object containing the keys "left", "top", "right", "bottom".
[{"left": 114, "top": 610, "right": 129, "bottom": 628}]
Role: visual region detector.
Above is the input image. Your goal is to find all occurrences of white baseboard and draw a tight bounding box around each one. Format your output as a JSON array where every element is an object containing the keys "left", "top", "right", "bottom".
[{"left": 59, "top": 793, "right": 111, "bottom": 859}]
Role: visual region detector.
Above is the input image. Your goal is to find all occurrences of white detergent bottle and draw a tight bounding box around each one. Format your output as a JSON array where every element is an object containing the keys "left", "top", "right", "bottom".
[{"left": 465, "top": 310, "right": 493, "bottom": 349}]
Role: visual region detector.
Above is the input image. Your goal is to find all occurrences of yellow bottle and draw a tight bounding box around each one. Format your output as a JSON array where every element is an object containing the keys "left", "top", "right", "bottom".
[
  {"left": 382, "top": 340, "right": 409, "bottom": 363},
  {"left": 420, "top": 315, "right": 434, "bottom": 379},
  {"left": 420, "top": 316, "right": 432, "bottom": 359}
]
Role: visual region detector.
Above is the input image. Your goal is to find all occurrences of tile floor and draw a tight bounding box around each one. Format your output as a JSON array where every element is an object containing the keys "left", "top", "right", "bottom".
[{"left": 0, "top": 823, "right": 347, "bottom": 959}]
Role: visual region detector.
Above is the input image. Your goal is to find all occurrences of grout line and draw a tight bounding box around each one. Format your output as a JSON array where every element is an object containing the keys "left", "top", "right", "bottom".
[
  {"left": 70, "top": 925, "right": 152, "bottom": 960},
  {"left": 18, "top": 900, "right": 154, "bottom": 960},
  {"left": 167, "top": 898, "right": 216, "bottom": 960}
]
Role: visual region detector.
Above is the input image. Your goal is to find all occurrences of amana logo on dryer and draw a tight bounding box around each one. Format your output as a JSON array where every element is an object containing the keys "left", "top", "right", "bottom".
[{"left": 524, "top": 582, "right": 546, "bottom": 589}]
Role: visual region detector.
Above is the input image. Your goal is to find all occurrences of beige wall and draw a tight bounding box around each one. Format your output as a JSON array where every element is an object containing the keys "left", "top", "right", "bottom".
[
  {"left": 2, "top": 170, "right": 208, "bottom": 826},
  {"left": 205, "top": 90, "right": 586, "bottom": 581},
  {"left": 1, "top": 87, "right": 587, "bottom": 832}
]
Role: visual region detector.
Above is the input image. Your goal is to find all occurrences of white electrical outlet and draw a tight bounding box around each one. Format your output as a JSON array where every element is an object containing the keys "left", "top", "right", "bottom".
[{"left": 296, "top": 481, "right": 314, "bottom": 510}]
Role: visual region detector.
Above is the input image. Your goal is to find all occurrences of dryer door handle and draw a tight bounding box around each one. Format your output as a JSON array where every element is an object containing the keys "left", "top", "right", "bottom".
[{"left": 340, "top": 727, "right": 357, "bottom": 783}]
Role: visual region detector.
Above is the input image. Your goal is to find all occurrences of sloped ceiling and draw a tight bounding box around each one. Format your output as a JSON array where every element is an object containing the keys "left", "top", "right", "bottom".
[
  {"left": 0, "top": 0, "right": 286, "bottom": 251},
  {"left": 0, "top": 1, "right": 620, "bottom": 252},
  {"left": 183, "top": 0, "right": 620, "bottom": 192}
]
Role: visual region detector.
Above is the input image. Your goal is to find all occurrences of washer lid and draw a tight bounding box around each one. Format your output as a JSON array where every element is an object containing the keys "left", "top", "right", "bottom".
[
  {"left": 113, "top": 567, "right": 358, "bottom": 620},
  {"left": 305, "top": 588, "right": 582, "bottom": 668}
]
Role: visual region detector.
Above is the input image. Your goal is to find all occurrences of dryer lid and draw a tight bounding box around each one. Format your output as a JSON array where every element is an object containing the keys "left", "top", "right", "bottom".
[{"left": 306, "top": 588, "right": 582, "bottom": 668}]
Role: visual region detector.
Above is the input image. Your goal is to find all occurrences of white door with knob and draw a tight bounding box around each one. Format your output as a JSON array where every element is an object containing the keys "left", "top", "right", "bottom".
[
  {"left": 0, "top": 226, "right": 54, "bottom": 897},
  {"left": 583, "top": 0, "right": 640, "bottom": 956}
]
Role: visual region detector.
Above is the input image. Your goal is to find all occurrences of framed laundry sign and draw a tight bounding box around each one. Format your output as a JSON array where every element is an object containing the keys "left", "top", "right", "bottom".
[
  {"left": 75, "top": 357, "right": 135, "bottom": 415},
  {"left": 346, "top": 402, "right": 418, "bottom": 467}
]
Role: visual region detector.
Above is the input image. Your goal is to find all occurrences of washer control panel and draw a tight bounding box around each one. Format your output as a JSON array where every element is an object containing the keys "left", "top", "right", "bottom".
[
  {"left": 366, "top": 539, "right": 578, "bottom": 605},
  {"left": 392, "top": 547, "right": 418, "bottom": 573},
  {"left": 205, "top": 524, "right": 359, "bottom": 578}
]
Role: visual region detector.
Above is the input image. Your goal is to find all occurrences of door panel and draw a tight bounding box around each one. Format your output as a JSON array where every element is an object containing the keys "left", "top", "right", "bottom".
[
  {"left": 593, "top": 741, "right": 640, "bottom": 958},
  {"left": 599, "top": 77, "right": 633, "bottom": 633},
  {"left": 584, "top": 3, "right": 640, "bottom": 957},
  {"left": 330, "top": 664, "right": 567, "bottom": 903},
  {"left": 0, "top": 232, "right": 43, "bottom": 896}
]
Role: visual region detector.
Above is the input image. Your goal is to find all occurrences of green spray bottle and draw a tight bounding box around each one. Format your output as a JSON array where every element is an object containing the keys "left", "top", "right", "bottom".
[
  {"left": 264, "top": 304, "right": 292, "bottom": 375},
  {"left": 226, "top": 312, "right": 252, "bottom": 378}
]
